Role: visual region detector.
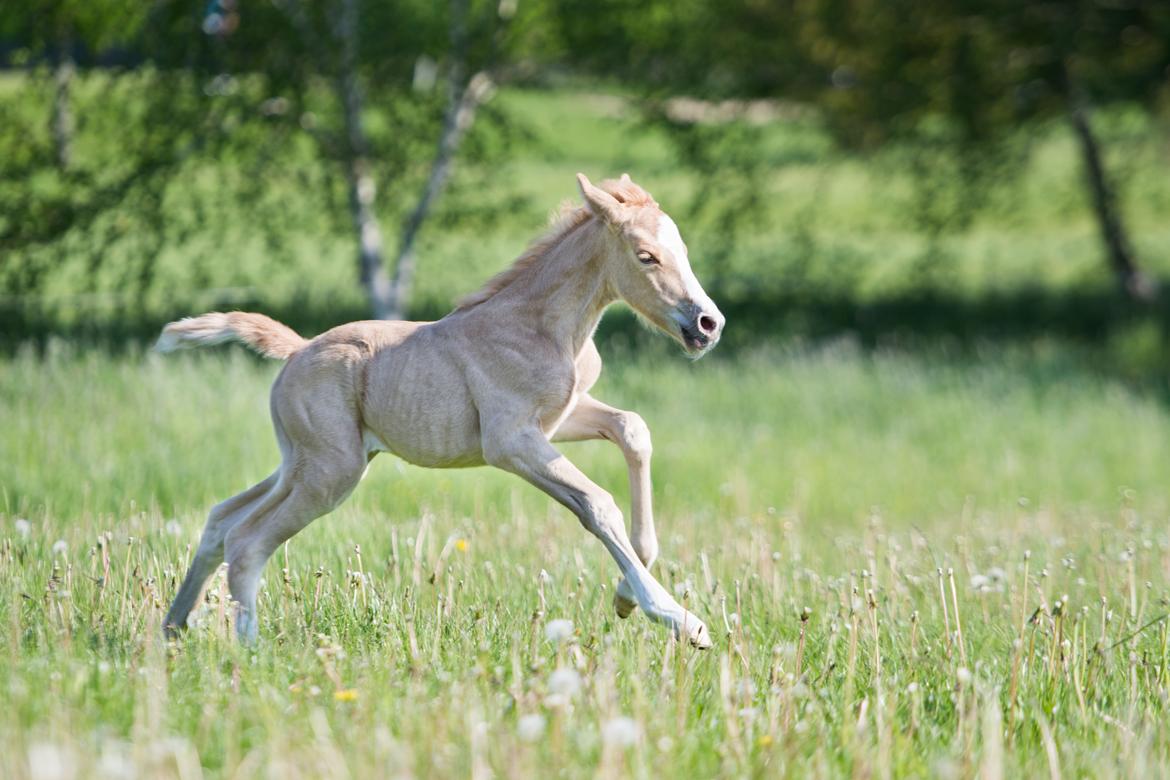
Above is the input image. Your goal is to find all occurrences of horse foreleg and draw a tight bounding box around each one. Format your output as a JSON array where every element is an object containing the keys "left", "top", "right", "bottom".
[
  {"left": 485, "top": 427, "right": 710, "bottom": 648},
  {"left": 553, "top": 395, "right": 657, "bottom": 618}
]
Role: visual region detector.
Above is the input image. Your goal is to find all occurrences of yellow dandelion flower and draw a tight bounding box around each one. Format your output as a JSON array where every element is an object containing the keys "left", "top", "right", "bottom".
[
  {"left": 334, "top": 689, "right": 359, "bottom": 702},
  {"left": 455, "top": 538, "right": 469, "bottom": 552},
  {"left": 757, "top": 734, "right": 774, "bottom": 748}
]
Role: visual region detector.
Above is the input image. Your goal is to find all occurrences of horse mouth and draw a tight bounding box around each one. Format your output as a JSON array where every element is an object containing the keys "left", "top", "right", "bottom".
[{"left": 679, "top": 323, "right": 712, "bottom": 354}]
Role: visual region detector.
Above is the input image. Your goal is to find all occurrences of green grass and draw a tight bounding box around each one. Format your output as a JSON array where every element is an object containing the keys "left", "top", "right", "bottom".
[
  {"left": 3, "top": 343, "right": 1170, "bottom": 777},
  {"left": 5, "top": 77, "right": 1170, "bottom": 777}
]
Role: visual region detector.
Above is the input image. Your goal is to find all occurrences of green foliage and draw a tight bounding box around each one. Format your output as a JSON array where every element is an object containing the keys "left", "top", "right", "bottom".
[{"left": 0, "top": 0, "right": 147, "bottom": 55}]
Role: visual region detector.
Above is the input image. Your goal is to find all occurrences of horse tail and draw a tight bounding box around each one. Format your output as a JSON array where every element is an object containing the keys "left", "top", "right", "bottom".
[{"left": 155, "top": 312, "right": 308, "bottom": 360}]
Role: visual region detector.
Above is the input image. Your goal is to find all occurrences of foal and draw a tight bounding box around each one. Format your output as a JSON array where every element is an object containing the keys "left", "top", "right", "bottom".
[{"left": 160, "top": 173, "right": 725, "bottom": 647}]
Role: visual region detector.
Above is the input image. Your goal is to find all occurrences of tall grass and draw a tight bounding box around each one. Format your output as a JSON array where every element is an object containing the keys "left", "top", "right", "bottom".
[{"left": 2, "top": 344, "right": 1169, "bottom": 777}]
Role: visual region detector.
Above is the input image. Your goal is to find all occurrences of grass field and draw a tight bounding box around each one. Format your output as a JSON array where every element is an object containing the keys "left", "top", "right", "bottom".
[
  {"left": 3, "top": 342, "right": 1170, "bottom": 778},
  {"left": 5, "top": 75, "right": 1170, "bottom": 778}
]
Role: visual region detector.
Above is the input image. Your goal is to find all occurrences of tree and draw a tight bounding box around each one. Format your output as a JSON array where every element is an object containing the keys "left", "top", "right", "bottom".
[
  {"left": 0, "top": 0, "right": 148, "bottom": 171},
  {"left": 792, "top": 0, "right": 1170, "bottom": 299},
  {"left": 1, "top": 0, "right": 521, "bottom": 324}
]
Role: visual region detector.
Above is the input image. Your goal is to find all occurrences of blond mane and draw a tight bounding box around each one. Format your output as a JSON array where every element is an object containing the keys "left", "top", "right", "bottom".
[{"left": 454, "top": 177, "right": 658, "bottom": 312}]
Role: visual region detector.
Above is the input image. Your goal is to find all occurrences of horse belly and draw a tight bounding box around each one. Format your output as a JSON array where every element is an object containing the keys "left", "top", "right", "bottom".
[{"left": 361, "top": 342, "right": 485, "bottom": 468}]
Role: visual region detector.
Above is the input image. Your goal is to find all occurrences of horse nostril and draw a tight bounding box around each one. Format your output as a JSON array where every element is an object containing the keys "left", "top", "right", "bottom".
[{"left": 698, "top": 314, "right": 718, "bottom": 335}]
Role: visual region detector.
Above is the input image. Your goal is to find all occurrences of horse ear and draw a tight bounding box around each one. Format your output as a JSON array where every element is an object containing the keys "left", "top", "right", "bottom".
[
  {"left": 576, "top": 173, "right": 623, "bottom": 224},
  {"left": 619, "top": 172, "right": 632, "bottom": 184}
]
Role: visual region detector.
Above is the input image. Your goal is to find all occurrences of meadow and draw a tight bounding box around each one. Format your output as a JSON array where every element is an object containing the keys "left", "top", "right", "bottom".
[
  {"left": 4, "top": 83, "right": 1170, "bottom": 778},
  {"left": 3, "top": 340, "right": 1170, "bottom": 778}
]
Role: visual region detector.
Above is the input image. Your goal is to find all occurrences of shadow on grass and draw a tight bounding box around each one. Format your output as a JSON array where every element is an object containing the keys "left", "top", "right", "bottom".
[{"left": 5, "top": 282, "right": 1170, "bottom": 380}]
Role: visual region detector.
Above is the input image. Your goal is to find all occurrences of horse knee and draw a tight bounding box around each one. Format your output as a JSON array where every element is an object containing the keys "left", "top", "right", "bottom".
[{"left": 615, "top": 412, "right": 652, "bottom": 464}]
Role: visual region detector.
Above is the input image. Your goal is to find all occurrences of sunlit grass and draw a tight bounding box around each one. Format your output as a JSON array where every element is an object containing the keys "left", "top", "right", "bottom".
[{"left": 2, "top": 345, "right": 1170, "bottom": 777}]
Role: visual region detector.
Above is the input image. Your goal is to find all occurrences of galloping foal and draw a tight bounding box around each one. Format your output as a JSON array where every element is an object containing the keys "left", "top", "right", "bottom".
[{"left": 160, "top": 174, "right": 725, "bottom": 647}]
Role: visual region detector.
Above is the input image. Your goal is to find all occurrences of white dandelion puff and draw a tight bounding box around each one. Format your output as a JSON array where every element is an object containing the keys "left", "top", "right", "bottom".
[
  {"left": 601, "top": 716, "right": 639, "bottom": 748},
  {"left": 545, "top": 619, "right": 574, "bottom": 644},
  {"left": 517, "top": 714, "right": 546, "bottom": 742},
  {"left": 27, "top": 743, "right": 74, "bottom": 780},
  {"left": 548, "top": 667, "right": 581, "bottom": 698}
]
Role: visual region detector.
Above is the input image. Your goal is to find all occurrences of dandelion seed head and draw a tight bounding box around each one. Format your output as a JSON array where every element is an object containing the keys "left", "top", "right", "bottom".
[
  {"left": 548, "top": 667, "right": 581, "bottom": 699},
  {"left": 601, "top": 715, "right": 639, "bottom": 748},
  {"left": 517, "top": 714, "right": 546, "bottom": 742},
  {"left": 27, "top": 743, "right": 73, "bottom": 780},
  {"left": 545, "top": 618, "right": 574, "bottom": 644},
  {"left": 14, "top": 518, "right": 31, "bottom": 537},
  {"left": 737, "top": 706, "right": 759, "bottom": 721}
]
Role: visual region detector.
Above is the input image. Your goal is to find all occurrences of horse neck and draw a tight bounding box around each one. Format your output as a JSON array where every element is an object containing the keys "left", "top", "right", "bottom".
[{"left": 483, "top": 217, "right": 615, "bottom": 356}]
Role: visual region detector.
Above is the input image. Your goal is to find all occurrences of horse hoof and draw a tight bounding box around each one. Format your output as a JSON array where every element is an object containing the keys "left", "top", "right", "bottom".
[
  {"left": 682, "top": 619, "right": 712, "bottom": 649},
  {"left": 613, "top": 592, "right": 637, "bottom": 619}
]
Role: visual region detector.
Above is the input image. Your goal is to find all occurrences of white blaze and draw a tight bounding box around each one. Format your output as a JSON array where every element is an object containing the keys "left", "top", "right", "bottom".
[{"left": 656, "top": 214, "right": 709, "bottom": 304}]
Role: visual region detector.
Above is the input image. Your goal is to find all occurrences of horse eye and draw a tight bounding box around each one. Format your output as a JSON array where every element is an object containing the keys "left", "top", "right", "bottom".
[{"left": 637, "top": 252, "right": 659, "bottom": 266}]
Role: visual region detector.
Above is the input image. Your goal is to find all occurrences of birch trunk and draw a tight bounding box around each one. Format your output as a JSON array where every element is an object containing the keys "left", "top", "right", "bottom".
[
  {"left": 336, "top": 0, "right": 394, "bottom": 318},
  {"left": 384, "top": 0, "right": 504, "bottom": 320}
]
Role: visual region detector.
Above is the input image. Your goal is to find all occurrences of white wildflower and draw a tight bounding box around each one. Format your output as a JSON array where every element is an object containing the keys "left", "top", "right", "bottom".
[
  {"left": 545, "top": 619, "right": 574, "bottom": 644},
  {"left": 51, "top": 540, "right": 67, "bottom": 556},
  {"left": 14, "top": 518, "right": 31, "bottom": 537},
  {"left": 165, "top": 520, "right": 183, "bottom": 537},
  {"left": 956, "top": 667, "right": 973, "bottom": 686},
  {"left": 27, "top": 743, "right": 74, "bottom": 780},
  {"left": 601, "top": 716, "right": 639, "bottom": 748},
  {"left": 548, "top": 667, "right": 581, "bottom": 699},
  {"left": 517, "top": 714, "right": 546, "bottom": 742}
]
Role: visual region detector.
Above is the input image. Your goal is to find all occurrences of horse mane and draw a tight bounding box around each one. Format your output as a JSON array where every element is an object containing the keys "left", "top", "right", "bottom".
[{"left": 453, "top": 177, "right": 657, "bottom": 312}]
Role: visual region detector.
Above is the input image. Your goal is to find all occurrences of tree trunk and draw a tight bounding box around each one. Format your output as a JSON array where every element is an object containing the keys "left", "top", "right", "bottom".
[
  {"left": 384, "top": 0, "right": 507, "bottom": 320},
  {"left": 51, "top": 39, "right": 75, "bottom": 172},
  {"left": 336, "top": 0, "right": 394, "bottom": 319},
  {"left": 386, "top": 72, "right": 494, "bottom": 320},
  {"left": 1067, "top": 99, "right": 1156, "bottom": 301}
]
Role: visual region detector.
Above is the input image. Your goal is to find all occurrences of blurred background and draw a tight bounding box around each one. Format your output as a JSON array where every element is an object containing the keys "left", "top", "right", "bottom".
[{"left": 2, "top": 0, "right": 1168, "bottom": 369}]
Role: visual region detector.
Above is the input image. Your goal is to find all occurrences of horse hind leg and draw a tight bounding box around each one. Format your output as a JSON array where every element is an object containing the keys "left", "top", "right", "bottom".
[
  {"left": 224, "top": 452, "right": 366, "bottom": 644},
  {"left": 164, "top": 472, "right": 279, "bottom": 636}
]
